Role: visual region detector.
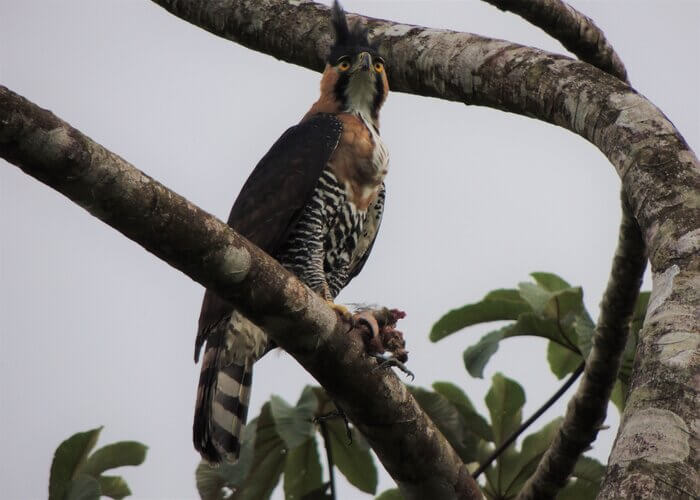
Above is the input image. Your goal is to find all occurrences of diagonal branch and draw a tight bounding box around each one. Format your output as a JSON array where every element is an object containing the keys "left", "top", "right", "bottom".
[
  {"left": 0, "top": 85, "right": 481, "bottom": 500},
  {"left": 480, "top": 0, "right": 629, "bottom": 82}
]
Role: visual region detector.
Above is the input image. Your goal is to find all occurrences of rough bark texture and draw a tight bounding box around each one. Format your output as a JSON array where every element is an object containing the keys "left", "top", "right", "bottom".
[
  {"left": 481, "top": 0, "right": 628, "bottom": 82},
  {"left": 0, "top": 86, "right": 482, "bottom": 500},
  {"left": 146, "top": 2, "right": 699, "bottom": 496},
  {"left": 518, "top": 199, "right": 647, "bottom": 500}
]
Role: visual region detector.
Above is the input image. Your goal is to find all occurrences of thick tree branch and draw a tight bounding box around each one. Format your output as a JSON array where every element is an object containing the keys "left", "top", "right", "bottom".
[
  {"left": 517, "top": 198, "right": 646, "bottom": 499},
  {"left": 0, "top": 86, "right": 481, "bottom": 500},
  {"left": 146, "top": 4, "right": 699, "bottom": 495},
  {"left": 480, "top": 0, "right": 629, "bottom": 82}
]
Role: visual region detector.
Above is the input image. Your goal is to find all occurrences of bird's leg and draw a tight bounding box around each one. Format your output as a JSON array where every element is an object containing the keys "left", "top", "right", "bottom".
[{"left": 321, "top": 285, "right": 353, "bottom": 321}]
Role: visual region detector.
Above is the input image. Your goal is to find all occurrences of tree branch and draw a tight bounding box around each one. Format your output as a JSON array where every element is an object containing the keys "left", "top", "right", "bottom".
[
  {"left": 0, "top": 85, "right": 481, "bottom": 500},
  {"left": 517, "top": 197, "right": 647, "bottom": 499},
  {"left": 480, "top": 0, "right": 629, "bottom": 82}
]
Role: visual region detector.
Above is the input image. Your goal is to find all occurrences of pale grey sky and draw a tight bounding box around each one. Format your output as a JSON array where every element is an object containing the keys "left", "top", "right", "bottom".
[{"left": 1, "top": 1, "right": 698, "bottom": 499}]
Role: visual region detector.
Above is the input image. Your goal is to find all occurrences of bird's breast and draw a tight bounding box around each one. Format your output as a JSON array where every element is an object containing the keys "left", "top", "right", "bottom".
[{"left": 330, "top": 113, "right": 389, "bottom": 211}]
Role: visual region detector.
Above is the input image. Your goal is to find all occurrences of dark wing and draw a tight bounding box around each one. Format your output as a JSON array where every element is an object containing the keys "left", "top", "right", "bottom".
[
  {"left": 345, "top": 182, "right": 385, "bottom": 287},
  {"left": 195, "top": 114, "right": 343, "bottom": 360}
]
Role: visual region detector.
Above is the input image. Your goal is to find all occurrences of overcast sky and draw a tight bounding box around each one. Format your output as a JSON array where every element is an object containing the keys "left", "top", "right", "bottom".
[{"left": 1, "top": 1, "right": 698, "bottom": 499}]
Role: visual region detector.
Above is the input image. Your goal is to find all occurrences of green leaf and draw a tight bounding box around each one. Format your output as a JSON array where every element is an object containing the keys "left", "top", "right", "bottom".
[
  {"left": 409, "top": 386, "right": 480, "bottom": 462},
  {"left": 530, "top": 272, "right": 571, "bottom": 292},
  {"left": 300, "top": 483, "right": 332, "bottom": 500},
  {"left": 573, "top": 313, "right": 596, "bottom": 359},
  {"left": 430, "top": 289, "right": 531, "bottom": 342},
  {"left": 284, "top": 437, "right": 323, "bottom": 500},
  {"left": 82, "top": 441, "right": 147, "bottom": 477},
  {"left": 485, "top": 374, "right": 525, "bottom": 447},
  {"left": 547, "top": 341, "right": 583, "bottom": 379},
  {"left": 629, "top": 291, "right": 650, "bottom": 338},
  {"left": 517, "top": 282, "right": 553, "bottom": 314},
  {"left": 49, "top": 427, "right": 103, "bottom": 500},
  {"left": 195, "top": 416, "right": 259, "bottom": 498},
  {"left": 432, "top": 382, "right": 493, "bottom": 442},
  {"left": 610, "top": 379, "right": 628, "bottom": 413},
  {"left": 505, "top": 418, "right": 562, "bottom": 495},
  {"left": 231, "top": 403, "right": 287, "bottom": 500},
  {"left": 97, "top": 475, "right": 131, "bottom": 499},
  {"left": 65, "top": 474, "right": 101, "bottom": 500},
  {"left": 463, "top": 304, "right": 585, "bottom": 379},
  {"left": 195, "top": 462, "right": 228, "bottom": 500},
  {"left": 375, "top": 489, "right": 403, "bottom": 500},
  {"left": 325, "top": 419, "right": 377, "bottom": 494},
  {"left": 557, "top": 456, "right": 606, "bottom": 500},
  {"left": 271, "top": 393, "right": 316, "bottom": 450},
  {"left": 462, "top": 327, "right": 507, "bottom": 378}
]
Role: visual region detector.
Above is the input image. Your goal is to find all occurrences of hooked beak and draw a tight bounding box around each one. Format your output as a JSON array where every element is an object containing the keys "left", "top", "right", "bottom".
[{"left": 357, "top": 52, "right": 372, "bottom": 72}]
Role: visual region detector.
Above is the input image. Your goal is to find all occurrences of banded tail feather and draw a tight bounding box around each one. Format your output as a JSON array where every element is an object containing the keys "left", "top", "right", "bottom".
[{"left": 193, "top": 331, "right": 254, "bottom": 463}]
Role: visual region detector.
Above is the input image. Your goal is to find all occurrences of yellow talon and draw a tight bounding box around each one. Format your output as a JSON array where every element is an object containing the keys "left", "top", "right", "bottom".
[{"left": 326, "top": 300, "right": 352, "bottom": 320}]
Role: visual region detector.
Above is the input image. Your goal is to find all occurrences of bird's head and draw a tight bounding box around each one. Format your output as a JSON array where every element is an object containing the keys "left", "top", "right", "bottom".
[{"left": 319, "top": 1, "right": 388, "bottom": 125}]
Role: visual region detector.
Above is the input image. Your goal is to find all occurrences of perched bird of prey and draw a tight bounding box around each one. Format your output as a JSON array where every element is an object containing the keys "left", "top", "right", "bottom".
[{"left": 193, "top": 1, "right": 390, "bottom": 463}]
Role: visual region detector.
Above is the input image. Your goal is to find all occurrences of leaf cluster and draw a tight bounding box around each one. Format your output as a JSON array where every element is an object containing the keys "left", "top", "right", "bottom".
[
  {"left": 196, "top": 386, "right": 377, "bottom": 500},
  {"left": 377, "top": 375, "right": 605, "bottom": 500},
  {"left": 49, "top": 427, "right": 147, "bottom": 500},
  {"left": 431, "top": 272, "right": 649, "bottom": 412}
]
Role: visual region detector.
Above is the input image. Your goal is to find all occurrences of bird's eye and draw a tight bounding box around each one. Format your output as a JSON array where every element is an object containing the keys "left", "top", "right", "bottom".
[
  {"left": 374, "top": 62, "right": 384, "bottom": 72},
  {"left": 338, "top": 60, "right": 351, "bottom": 71}
]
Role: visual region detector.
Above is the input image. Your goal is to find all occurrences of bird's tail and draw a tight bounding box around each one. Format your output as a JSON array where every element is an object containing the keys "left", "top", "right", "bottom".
[{"left": 193, "top": 335, "right": 253, "bottom": 463}]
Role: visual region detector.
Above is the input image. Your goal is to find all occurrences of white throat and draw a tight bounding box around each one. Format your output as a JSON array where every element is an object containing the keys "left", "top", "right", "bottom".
[{"left": 345, "top": 74, "right": 377, "bottom": 125}]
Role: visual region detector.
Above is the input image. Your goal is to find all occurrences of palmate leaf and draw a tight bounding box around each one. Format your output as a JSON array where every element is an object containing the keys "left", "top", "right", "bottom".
[
  {"left": 547, "top": 341, "right": 583, "bottom": 380},
  {"left": 326, "top": 418, "right": 377, "bottom": 494},
  {"left": 65, "top": 474, "right": 101, "bottom": 500},
  {"left": 432, "top": 273, "right": 593, "bottom": 379},
  {"left": 430, "top": 289, "right": 531, "bottom": 342},
  {"left": 97, "top": 475, "right": 131, "bottom": 500},
  {"left": 503, "top": 418, "right": 562, "bottom": 496},
  {"left": 530, "top": 272, "right": 571, "bottom": 292},
  {"left": 409, "top": 386, "right": 480, "bottom": 463},
  {"left": 485, "top": 374, "right": 525, "bottom": 447},
  {"left": 375, "top": 489, "right": 403, "bottom": 500},
  {"left": 283, "top": 436, "right": 323, "bottom": 500},
  {"left": 230, "top": 403, "right": 287, "bottom": 500},
  {"left": 82, "top": 441, "right": 147, "bottom": 477},
  {"left": 557, "top": 456, "right": 606, "bottom": 499},
  {"left": 49, "top": 427, "right": 103, "bottom": 500},
  {"left": 432, "top": 382, "right": 493, "bottom": 442},
  {"left": 270, "top": 388, "right": 317, "bottom": 449},
  {"left": 195, "top": 418, "right": 259, "bottom": 500}
]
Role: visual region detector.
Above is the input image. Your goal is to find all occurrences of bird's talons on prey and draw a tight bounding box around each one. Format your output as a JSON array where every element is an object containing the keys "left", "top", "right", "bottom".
[
  {"left": 313, "top": 409, "right": 353, "bottom": 444},
  {"left": 354, "top": 307, "right": 412, "bottom": 379},
  {"left": 371, "top": 352, "right": 415, "bottom": 381}
]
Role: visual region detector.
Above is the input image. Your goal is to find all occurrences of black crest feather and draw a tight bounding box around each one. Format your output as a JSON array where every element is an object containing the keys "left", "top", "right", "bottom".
[{"left": 328, "top": 1, "right": 378, "bottom": 63}]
